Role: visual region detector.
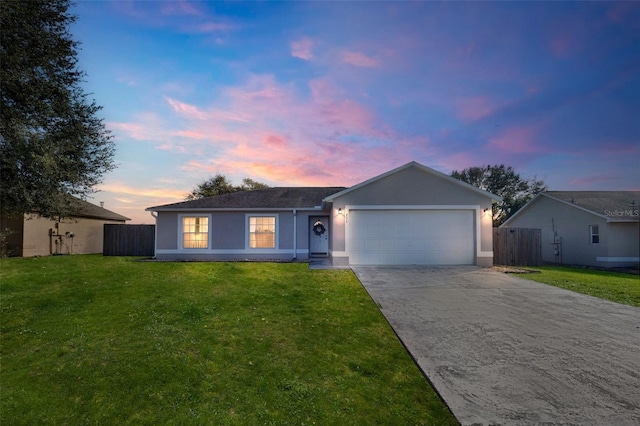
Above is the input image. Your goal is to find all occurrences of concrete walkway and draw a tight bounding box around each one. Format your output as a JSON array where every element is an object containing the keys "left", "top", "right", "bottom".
[{"left": 352, "top": 266, "right": 640, "bottom": 426}]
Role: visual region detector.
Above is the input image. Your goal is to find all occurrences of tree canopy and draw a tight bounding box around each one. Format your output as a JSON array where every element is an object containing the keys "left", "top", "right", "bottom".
[
  {"left": 451, "top": 164, "right": 546, "bottom": 226},
  {"left": 0, "top": 0, "right": 115, "bottom": 219},
  {"left": 185, "top": 175, "right": 269, "bottom": 200}
]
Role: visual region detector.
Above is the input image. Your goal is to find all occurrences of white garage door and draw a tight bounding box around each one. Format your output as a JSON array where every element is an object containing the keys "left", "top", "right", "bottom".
[{"left": 348, "top": 210, "right": 475, "bottom": 265}]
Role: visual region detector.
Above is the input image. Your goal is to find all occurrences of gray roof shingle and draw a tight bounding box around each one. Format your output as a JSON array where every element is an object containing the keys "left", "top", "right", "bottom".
[
  {"left": 59, "top": 196, "right": 130, "bottom": 221},
  {"left": 545, "top": 191, "right": 639, "bottom": 221},
  {"left": 147, "top": 187, "right": 347, "bottom": 211}
]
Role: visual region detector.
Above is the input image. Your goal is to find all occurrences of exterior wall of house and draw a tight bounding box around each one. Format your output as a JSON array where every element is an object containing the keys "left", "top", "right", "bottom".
[
  {"left": 212, "top": 212, "right": 245, "bottom": 250},
  {"left": 21, "top": 214, "right": 125, "bottom": 257},
  {"left": 155, "top": 212, "right": 179, "bottom": 250},
  {"left": 154, "top": 209, "right": 325, "bottom": 261},
  {"left": 601, "top": 222, "right": 640, "bottom": 267},
  {"left": 328, "top": 166, "right": 495, "bottom": 266},
  {"left": 502, "top": 196, "right": 640, "bottom": 267}
]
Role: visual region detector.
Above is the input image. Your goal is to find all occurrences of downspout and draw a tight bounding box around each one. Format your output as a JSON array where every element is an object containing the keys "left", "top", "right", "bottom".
[
  {"left": 292, "top": 209, "right": 297, "bottom": 260},
  {"left": 150, "top": 211, "right": 158, "bottom": 259}
]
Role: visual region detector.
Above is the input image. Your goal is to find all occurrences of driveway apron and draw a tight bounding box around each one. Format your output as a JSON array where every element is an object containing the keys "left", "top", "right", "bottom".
[{"left": 352, "top": 266, "right": 640, "bottom": 426}]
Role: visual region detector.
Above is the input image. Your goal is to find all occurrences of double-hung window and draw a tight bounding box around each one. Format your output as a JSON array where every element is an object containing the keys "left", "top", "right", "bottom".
[
  {"left": 249, "top": 216, "right": 276, "bottom": 248},
  {"left": 589, "top": 225, "right": 599, "bottom": 244},
  {"left": 182, "top": 216, "right": 209, "bottom": 249}
]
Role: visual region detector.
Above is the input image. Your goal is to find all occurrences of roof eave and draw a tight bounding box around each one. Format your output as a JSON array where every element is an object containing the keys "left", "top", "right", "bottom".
[
  {"left": 542, "top": 193, "right": 611, "bottom": 220},
  {"left": 323, "top": 161, "right": 503, "bottom": 203},
  {"left": 500, "top": 193, "right": 544, "bottom": 227},
  {"left": 146, "top": 206, "right": 327, "bottom": 213},
  {"left": 501, "top": 192, "right": 628, "bottom": 227},
  {"left": 82, "top": 215, "right": 130, "bottom": 221}
]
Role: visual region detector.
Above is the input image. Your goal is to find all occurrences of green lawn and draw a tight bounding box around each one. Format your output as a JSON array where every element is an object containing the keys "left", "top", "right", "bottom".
[
  {"left": 518, "top": 266, "right": 640, "bottom": 307},
  {"left": 0, "top": 255, "right": 456, "bottom": 425}
]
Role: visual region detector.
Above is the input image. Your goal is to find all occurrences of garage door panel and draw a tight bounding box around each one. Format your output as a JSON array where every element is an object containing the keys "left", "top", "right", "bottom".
[{"left": 349, "top": 210, "right": 474, "bottom": 265}]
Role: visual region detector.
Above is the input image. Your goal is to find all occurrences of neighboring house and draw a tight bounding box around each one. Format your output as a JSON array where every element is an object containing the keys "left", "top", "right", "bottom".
[
  {"left": 146, "top": 162, "right": 500, "bottom": 266},
  {"left": 0, "top": 197, "right": 130, "bottom": 257},
  {"left": 501, "top": 191, "right": 640, "bottom": 268}
]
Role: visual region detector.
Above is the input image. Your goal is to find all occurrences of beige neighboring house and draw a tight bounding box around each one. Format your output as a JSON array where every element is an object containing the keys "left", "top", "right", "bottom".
[
  {"left": 1, "top": 197, "right": 130, "bottom": 257},
  {"left": 501, "top": 191, "right": 639, "bottom": 268}
]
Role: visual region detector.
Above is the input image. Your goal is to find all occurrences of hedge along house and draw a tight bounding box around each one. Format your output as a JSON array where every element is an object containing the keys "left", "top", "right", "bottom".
[
  {"left": 501, "top": 191, "right": 640, "bottom": 268},
  {"left": 0, "top": 196, "right": 130, "bottom": 257},
  {"left": 146, "top": 162, "right": 501, "bottom": 266}
]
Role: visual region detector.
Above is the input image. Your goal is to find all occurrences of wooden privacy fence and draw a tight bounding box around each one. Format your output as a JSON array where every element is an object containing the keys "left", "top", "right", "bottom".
[
  {"left": 493, "top": 227, "right": 542, "bottom": 266},
  {"left": 103, "top": 224, "right": 155, "bottom": 256}
]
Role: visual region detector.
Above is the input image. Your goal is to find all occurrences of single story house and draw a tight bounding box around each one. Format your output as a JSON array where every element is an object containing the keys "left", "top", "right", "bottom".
[
  {"left": 501, "top": 191, "right": 639, "bottom": 268},
  {"left": 0, "top": 197, "right": 130, "bottom": 257},
  {"left": 146, "top": 162, "right": 500, "bottom": 266}
]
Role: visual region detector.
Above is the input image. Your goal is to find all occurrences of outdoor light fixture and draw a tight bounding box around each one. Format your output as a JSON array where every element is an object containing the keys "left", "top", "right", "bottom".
[{"left": 338, "top": 208, "right": 343, "bottom": 215}]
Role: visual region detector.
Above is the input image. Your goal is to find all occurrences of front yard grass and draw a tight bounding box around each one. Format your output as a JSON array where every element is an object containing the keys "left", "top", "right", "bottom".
[
  {"left": 518, "top": 266, "right": 640, "bottom": 307},
  {"left": 0, "top": 255, "right": 456, "bottom": 425}
]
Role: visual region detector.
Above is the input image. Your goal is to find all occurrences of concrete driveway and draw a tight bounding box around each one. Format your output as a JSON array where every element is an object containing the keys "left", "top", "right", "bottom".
[{"left": 352, "top": 266, "right": 640, "bottom": 426}]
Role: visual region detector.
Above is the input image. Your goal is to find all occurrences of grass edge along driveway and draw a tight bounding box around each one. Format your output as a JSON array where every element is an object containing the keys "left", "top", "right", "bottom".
[
  {"left": 0, "top": 255, "right": 457, "bottom": 425},
  {"left": 517, "top": 265, "right": 640, "bottom": 307}
]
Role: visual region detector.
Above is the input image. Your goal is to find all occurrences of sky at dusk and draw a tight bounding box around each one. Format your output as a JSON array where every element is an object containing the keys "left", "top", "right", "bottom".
[{"left": 70, "top": 1, "right": 640, "bottom": 223}]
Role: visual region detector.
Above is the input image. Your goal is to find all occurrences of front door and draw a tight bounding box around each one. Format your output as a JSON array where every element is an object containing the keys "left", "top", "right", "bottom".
[{"left": 309, "top": 216, "right": 329, "bottom": 257}]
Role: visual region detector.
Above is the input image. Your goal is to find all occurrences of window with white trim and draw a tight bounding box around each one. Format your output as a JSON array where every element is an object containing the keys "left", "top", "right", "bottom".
[
  {"left": 589, "top": 225, "right": 599, "bottom": 244},
  {"left": 182, "top": 216, "right": 209, "bottom": 249},
  {"left": 249, "top": 216, "right": 276, "bottom": 248}
]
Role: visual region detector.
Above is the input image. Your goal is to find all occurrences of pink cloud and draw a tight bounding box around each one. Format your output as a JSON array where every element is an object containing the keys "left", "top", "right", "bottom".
[
  {"left": 263, "top": 133, "right": 288, "bottom": 149},
  {"left": 108, "top": 113, "right": 167, "bottom": 141},
  {"left": 97, "top": 181, "right": 189, "bottom": 223},
  {"left": 341, "top": 51, "right": 379, "bottom": 68},
  {"left": 607, "top": 2, "right": 638, "bottom": 24},
  {"left": 547, "top": 15, "right": 589, "bottom": 60},
  {"left": 116, "top": 71, "right": 138, "bottom": 87},
  {"left": 114, "top": 197, "right": 135, "bottom": 204},
  {"left": 108, "top": 122, "right": 148, "bottom": 140},
  {"left": 596, "top": 141, "right": 640, "bottom": 156},
  {"left": 438, "top": 152, "right": 478, "bottom": 173},
  {"left": 112, "top": 73, "right": 432, "bottom": 188},
  {"left": 161, "top": 1, "right": 201, "bottom": 16},
  {"left": 550, "top": 36, "right": 575, "bottom": 58},
  {"left": 486, "top": 124, "right": 543, "bottom": 154},
  {"left": 181, "top": 160, "right": 213, "bottom": 173},
  {"left": 172, "top": 130, "right": 208, "bottom": 140},
  {"left": 99, "top": 182, "right": 186, "bottom": 201},
  {"left": 189, "top": 21, "right": 234, "bottom": 34},
  {"left": 228, "top": 74, "right": 287, "bottom": 102},
  {"left": 455, "top": 96, "right": 500, "bottom": 122},
  {"left": 165, "top": 97, "right": 208, "bottom": 120},
  {"left": 291, "top": 37, "right": 314, "bottom": 60},
  {"left": 111, "top": 1, "right": 234, "bottom": 34}
]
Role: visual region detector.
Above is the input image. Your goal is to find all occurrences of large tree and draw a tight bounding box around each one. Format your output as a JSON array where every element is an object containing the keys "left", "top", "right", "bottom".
[
  {"left": 451, "top": 164, "right": 546, "bottom": 226},
  {"left": 0, "top": 0, "right": 115, "bottom": 219},
  {"left": 185, "top": 175, "right": 269, "bottom": 200}
]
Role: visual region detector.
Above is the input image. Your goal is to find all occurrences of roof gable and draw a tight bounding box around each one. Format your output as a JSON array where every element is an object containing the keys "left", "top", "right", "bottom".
[
  {"left": 67, "top": 197, "right": 130, "bottom": 221},
  {"left": 502, "top": 191, "right": 640, "bottom": 226},
  {"left": 147, "top": 187, "right": 346, "bottom": 211},
  {"left": 545, "top": 191, "right": 639, "bottom": 222},
  {"left": 324, "top": 161, "right": 502, "bottom": 202}
]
